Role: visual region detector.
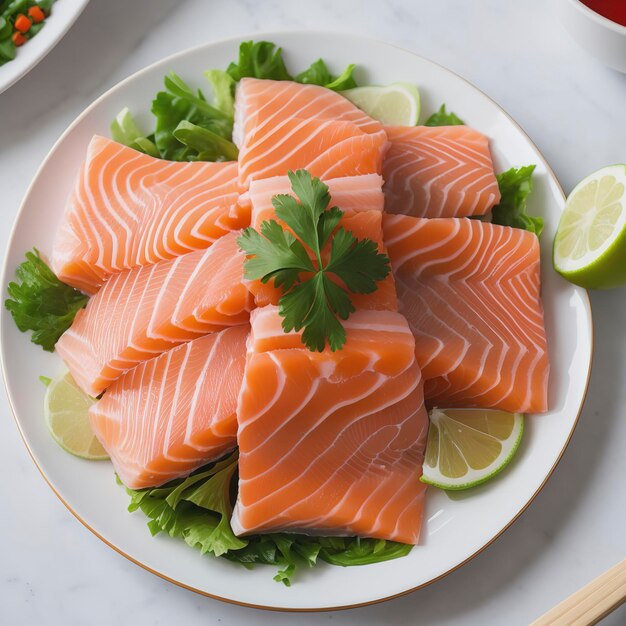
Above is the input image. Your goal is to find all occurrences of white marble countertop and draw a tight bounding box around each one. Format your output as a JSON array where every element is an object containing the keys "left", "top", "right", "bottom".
[{"left": 1, "top": 0, "right": 625, "bottom": 624}]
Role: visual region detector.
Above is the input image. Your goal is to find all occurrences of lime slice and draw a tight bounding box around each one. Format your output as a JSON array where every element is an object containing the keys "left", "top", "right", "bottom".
[
  {"left": 44, "top": 372, "right": 108, "bottom": 460},
  {"left": 420, "top": 408, "right": 523, "bottom": 490},
  {"left": 554, "top": 165, "right": 626, "bottom": 289},
  {"left": 341, "top": 83, "right": 421, "bottom": 125}
]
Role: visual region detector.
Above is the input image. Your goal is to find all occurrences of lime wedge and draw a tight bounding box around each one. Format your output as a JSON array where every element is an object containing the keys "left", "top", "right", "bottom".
[
  {"left": 554, "top": 165, "right": 626, "bottom": 289},
  {"left": 420, "top": 409, "right": 523, "bottom": 490},
  {"left": 341, "top": 83, "right": 421, "bottom": 125},
  {"left": 44, "top": 372, "right": 108, "bottom": 460}
]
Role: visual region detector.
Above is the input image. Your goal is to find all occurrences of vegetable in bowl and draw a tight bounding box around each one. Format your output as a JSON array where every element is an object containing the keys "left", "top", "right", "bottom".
[{"left": 0, "top": 1, "right": 55, "bottom": 65}]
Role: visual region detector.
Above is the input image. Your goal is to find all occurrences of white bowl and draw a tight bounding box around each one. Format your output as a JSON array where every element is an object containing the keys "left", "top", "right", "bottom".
[
  {"left": 0, "top": 32, "right": 593, "bottom": 610},
  {"left": 558, "top": 0, "right": 626, "bottom": 73},
  {"left": 0, "top": 0, "right": 90, "bottom": 94}
]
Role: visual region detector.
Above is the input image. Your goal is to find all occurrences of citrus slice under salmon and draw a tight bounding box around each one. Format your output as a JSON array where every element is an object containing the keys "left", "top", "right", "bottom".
[
  {"left": 231, "top": 306, "right": 428, "bottom": 544},
  {"left": 90, "top": 326, "right": 248, "bottom": 489},
  {"left": 383, "top": 215, "right": 549, "bottom": 413},
  {"left": 233, "top": 78, "right": 389, "bottom": 189},
  {"left": 51, "top": 136, "right": 247, "bottom": 294},
  {"left": 383, "top": 125, "right": 501, "bottom": 218},
  {"left": 56, "top": 232, "right": 253, "bottom": 397}
]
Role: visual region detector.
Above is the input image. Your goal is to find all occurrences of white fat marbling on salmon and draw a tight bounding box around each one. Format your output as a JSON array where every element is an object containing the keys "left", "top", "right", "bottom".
[
  {"left": 383, "top": 215, "right": 549, "bottom": 413},
  {"left": 383, "top": 125, "right": 500, "bottom": 218},
  {"left": 247, "top": 173, "right": 384, "bottom": 229},
  {"left": 231, "top": 307, "right": 428, "bottom": 544},
  {"left": 51, "top": 136, "right": 247, "bottom": 294},
  {"left": 233, "top": 79, "right": 389, "bottom": 190},
  {"left": 56, "top": 232, "right": 253, "bottom": 397},
  {"left": 90, "top": 327, "right": 248, "bottom": 489}
]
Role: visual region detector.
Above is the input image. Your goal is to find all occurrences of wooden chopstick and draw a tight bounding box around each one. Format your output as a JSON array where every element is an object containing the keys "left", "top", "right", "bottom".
[{"left": 530, "top": 559, "right": 626, "bottom": 626}]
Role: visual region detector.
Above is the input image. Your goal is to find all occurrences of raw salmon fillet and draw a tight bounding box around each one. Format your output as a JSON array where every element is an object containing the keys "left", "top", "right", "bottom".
[
  {"left": 384, "top": 215, "right": 549, "bottom": 413},
  {"left": 51, "top": 136, "right": 247, "bottom": 294},
  {"left": 56, "top": 232, "right": 253, "bottom": 397},
  {"left": 233, "top": 78, "right": 389, "bottom": 189},
  {"left": 90, "top": 326, "right": 248, "bottom": 489},
  {"left": 231, "top": 307, "right": 428, "bottom": 544},
  {"left": 245, "top": 173, "right": 385, "bottom": 221},
  {"left": 383, "top": 125, "right": 501, "bottom": 218}
]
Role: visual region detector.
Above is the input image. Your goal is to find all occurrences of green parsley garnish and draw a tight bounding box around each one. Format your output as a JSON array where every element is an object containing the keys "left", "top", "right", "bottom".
[
  {"left": 5, "top": 249, "right": 88, "bottom": 352},
  {"left": 237, "top": 170, "right": 390, "bottom": 352}
]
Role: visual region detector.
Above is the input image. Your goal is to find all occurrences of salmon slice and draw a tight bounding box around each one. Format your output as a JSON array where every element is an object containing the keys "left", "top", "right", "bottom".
[
  {"left": 244, "top": 173, "right": 385, "bottom": 220},
  {"left": 231, "top": 307, "right": 428, "bottom": 544},
  {"left": 383, "top": 125, "right": 501, "bottom": 218},
  {"left": 234, "top": 78, "right": 389, "bottom": 189},
  {"left": 51, "top": 136, "right": 247, "bottom": 294},
  {"left": 90, "top": 326, "right": 248, "bottom": 489},
  {"left": 384, "top": 215, "right": 549, "bottom": 413},
  {"left": 56, "top": 232, "right": 253, "bottom": 397}
]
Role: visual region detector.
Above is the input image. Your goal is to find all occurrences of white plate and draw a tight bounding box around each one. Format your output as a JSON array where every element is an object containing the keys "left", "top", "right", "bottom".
[
  {"left": 0, "top": 32, "right": 593, "bottom": 611},
  {"left": 0, "top": 0, "right": 89, "bottom": 94}
]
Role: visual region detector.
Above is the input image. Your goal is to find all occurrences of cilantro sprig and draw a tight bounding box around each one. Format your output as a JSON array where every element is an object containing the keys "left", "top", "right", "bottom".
[{"left": 237, "top": 170, "right": 390, "bottom": 352}]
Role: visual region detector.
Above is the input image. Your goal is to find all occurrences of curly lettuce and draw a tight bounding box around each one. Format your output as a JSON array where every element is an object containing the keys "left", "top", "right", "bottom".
[
  {"left": 492, "top": 165, "right": 544, "bottom": 236},
  {"left": 120, "top": 450, "right": 412, "bottom": 585}
]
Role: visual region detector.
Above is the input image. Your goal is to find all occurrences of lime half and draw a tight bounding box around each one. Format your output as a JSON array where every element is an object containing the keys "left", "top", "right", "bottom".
[
  {"left": 44, "top": 372, "right": 108, "bottom": 460},
  {"left": 420, "top": 409, "right": 523, "bottom": 490},
  {"left": 554, "top": 165, "right": 626, "bottom": 289},
  {"left": 341, "top": 83, "right": 421, "bottom": 125}
]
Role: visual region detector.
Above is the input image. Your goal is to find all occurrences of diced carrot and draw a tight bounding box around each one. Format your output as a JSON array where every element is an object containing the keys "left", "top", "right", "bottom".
[
  {"left": 12, "top": 31, "right": 26, "bottom": 46},
  {"left": 14, "top": 14, "right": 31, "bottom": 33},
  {"left": 28, "top": 6, "right": 46, "bottom": 23}
]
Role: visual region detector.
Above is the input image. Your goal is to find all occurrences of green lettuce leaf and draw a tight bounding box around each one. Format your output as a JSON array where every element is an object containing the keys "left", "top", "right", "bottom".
[
  {"left": 38, "top": 0, "right": 55, "bottom": 13},
  {"left": 294, "top": 58, "right": 331, "bottom": 85},
  {"left": 110, "top": 108, "right": 159, "bottom": 157},
  {"left": 109, "top": 40, "right": 360, "bottom": 161},
  {"left": 111, "top": 72, "right": 235, "bottom": 163},
  {"left": 226, "top": 40, "right": 292, "bottom": 81},
  {"left": 151, "top": 92, "right": 197, "bottom": 161},
  {"left": 172, "top": 120, "right": 238, "bottom": 162},
  {"left": 119, "top": 450, "right": 413, "bottom": 585},
  {"left": 4, "top": 249, "right": 88, "bottom": 351},
  {"left": 491, "top": 165, "right": 544, "bottom": 236},
  {"left": 295, "top": 58, "right": 357, "bottom": 91},
  {"left": 227, "top": 40, "right": 357, "bottom": 91},
  {"left": 319, "top": 536, "right": 413, "bottom": 566},
  {"left": 0, "top": 17, "right": 16, "bottom": 66},
  {"left": 163, "top": 72, "right": 232, "bottom": 126},
  {"left": 224, "top": 533, "right": 412, "bottom": 586},
  {"left": 324, "top": 64, "right": 357, "bottom": 91},
  {"left": 424, "top": 104, "right": 465, "bottom": 126},
  {"left": 204, "top": 69, "right": 236, "bottom": 117},
  {"left": 120, "top": 451, "right": 245, "bottom": 557},
  {"left": 150, "top": 73, "right": 234, "bottom": 162}
]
